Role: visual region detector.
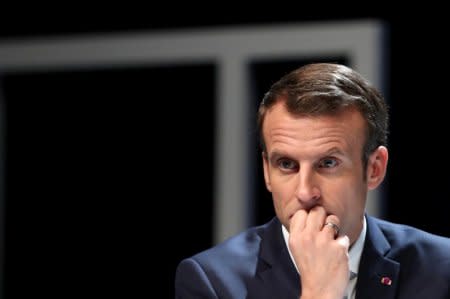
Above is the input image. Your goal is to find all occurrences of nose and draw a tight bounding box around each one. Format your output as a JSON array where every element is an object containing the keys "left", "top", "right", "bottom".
[{"left": 295, "top": 167, "right": 320, "bottom": 208}]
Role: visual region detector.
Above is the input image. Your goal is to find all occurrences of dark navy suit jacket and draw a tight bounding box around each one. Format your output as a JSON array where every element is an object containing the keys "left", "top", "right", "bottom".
[{"left": 175, "top": 215, "right": 450, "bottom": 299}]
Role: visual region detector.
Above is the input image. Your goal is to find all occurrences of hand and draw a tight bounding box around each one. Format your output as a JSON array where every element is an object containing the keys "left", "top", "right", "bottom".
[{"left": 289, "top": 206, "right": 350, "bottom": 299}]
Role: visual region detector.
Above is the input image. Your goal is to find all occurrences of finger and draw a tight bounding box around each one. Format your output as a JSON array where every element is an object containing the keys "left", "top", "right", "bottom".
[
  {"left": 290, "top": 209, "right": 307, "bottom": 233},
  {"left": 336, "top": 235, "right": 350, "bottom": 250},
  {"left": 305, "top": 206, "right": 327, "bottom": 232},
  {"left": 324, "top": 214, "right": 340, "bottom": 227},
  {"left": 323, "top": 222, "right": 340, "bottom": 238},
  {"left": 323, "top": 214, "right": 341, "bottom": 238}
]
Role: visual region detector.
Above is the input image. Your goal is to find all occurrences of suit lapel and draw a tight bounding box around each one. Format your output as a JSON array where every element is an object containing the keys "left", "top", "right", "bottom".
[
  {"left": 356, "top": 216, "right": 400, "bottom": 299},
  {"left": 246, "top": 216, "right": 402, "bottom": 299},
  {"left": 246, "top": 218, "right": 299, "bottom": 299}
]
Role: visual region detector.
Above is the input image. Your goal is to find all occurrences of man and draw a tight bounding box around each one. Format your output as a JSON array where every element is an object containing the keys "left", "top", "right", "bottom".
[{"left": 175, "top": 63, "right": 450, "bottom": 299}]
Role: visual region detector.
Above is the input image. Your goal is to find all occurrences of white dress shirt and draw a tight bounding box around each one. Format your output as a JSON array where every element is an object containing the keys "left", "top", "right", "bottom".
[{"left": 282, "top": 216, "right": 367, "bottom": 299}]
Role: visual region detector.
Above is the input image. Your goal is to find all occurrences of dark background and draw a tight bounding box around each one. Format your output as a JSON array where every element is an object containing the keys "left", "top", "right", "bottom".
[{"left": 1, "top": 14, "right": 449, "bottom": 298}]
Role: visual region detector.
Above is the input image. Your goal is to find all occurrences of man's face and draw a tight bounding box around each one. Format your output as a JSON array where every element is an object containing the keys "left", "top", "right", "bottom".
[{"left": 262, "top": 102, "right": 382, "bottom": 243}]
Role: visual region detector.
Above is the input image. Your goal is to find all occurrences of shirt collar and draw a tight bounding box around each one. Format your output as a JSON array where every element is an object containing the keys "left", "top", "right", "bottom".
[{"left": 282, "top": 216, "right": 367, "bottom": 276}]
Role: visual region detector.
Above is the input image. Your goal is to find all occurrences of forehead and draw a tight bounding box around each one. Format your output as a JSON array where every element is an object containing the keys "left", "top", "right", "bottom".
[{"left": 262, "top": 103, "right": 367, "bottom": 153}]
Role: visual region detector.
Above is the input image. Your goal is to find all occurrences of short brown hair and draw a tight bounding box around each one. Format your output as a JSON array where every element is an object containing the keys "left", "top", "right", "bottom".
[{"left": 257, "top": 63, "right": 389, "bottom": 169}]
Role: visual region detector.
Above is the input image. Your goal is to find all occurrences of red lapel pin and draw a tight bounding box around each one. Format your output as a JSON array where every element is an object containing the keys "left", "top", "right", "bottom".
[{"left": 380, "top": 276, "right": 392, "bottom": 286}]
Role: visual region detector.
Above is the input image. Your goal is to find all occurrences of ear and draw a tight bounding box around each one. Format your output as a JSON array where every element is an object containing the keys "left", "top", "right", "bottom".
[
  {"left": 366, "top": 146, "right": 389, "bottom": 190},
  {"left": 262, "top": 152, "right": 272, "bottom": 192}
]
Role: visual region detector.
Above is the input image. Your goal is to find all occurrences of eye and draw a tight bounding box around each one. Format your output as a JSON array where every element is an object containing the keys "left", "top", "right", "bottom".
[
  {"left": 277, "top": 158, "right": 298, "bottom": 171},
  {"left": 318, "top": 157, "right": 339, "bottom": 168}
]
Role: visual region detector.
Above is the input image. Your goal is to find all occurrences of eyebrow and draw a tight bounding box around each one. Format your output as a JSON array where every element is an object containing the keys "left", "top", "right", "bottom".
[
  {"left": 267, "top": 150, "right": 287, "bottom": 161},
  {"left": 268, "top": 146, "right": 345, "bottom": 163},
  {"left": 322, "top": 147, "right": 345, "bottom": 157}
]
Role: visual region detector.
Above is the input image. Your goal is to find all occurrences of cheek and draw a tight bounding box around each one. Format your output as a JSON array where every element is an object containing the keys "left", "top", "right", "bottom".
[
  {"left": 323, "top": 174, "right": 366, "bottom": 201},
  {"left": 270, "top": 180, "right": 297, "bottom": 211},
  {"left": 270, "top": 176, "right": 293, "bottom": 198},
  {"left": 327, "top": 178, "right": 367, "bottom": 212}
]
